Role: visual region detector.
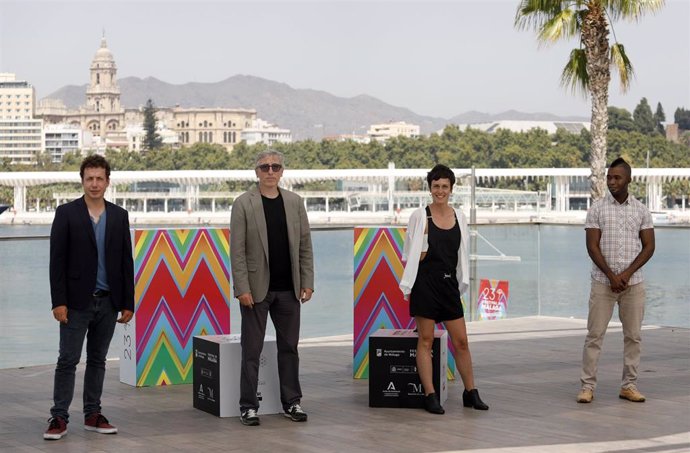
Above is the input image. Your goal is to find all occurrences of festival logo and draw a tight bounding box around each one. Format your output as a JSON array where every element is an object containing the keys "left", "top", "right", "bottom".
[{"left": 477, "top": 279, "right": 509, "bottom": 320}]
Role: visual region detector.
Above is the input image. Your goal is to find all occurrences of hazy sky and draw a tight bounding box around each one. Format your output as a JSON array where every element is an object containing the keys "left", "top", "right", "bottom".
[{"left": 1, "top": 0, "right": 688, "bottom": 119}]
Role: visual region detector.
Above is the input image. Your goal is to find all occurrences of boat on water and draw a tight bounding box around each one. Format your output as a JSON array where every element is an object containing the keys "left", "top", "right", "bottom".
[{"left": 651, "top": 211, "right": 690, "bottom": 226}]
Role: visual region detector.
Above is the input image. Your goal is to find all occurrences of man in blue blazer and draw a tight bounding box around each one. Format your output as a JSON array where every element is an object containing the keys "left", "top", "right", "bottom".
[
  {"left": 230, "top": 150, "right": 314, "bottom": 426},
  {"left": 44, "top": 155, "right": 134, "bottom": 440}
]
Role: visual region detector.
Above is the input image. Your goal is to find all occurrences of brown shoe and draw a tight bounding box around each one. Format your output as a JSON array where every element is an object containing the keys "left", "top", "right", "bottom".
[
  {"left": 576, "top": 388, "right": 593, "bottom": 403},
  {"left": 619, "top": 386, "right": 646, "bottom": 402},
  {"left": 84, "top": 413, "right": 118, "bottom": 434},
  {"left": 44, "top": 416, "right": 67, "bottom": 440}
]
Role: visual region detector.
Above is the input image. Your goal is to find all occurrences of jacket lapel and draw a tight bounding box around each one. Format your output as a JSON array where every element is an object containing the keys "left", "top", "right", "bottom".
[
  {"left": 249, "top": 188, "right": 269, "bottom": 262},
  {"left": 78, "top": 196, "right": 97, "bottom": 248},
  {"left": 104, "top": 202, "right": 114, "bottom": 251},
  {"left": 282, "top": 190, "right": 297, "bottom": 246}
]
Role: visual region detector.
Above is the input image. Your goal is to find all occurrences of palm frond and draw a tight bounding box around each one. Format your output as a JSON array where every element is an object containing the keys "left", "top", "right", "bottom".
[
  {"left": 610, "top": 42, "right": 635, "bottom": 91},
  {"left": 560, "top": 48, "right": 589, "bottom": 96},
  {"left": 514, "top": 0, "right": 566, "bottom": 31},
  {"left": 605, "top": 0, "right": 666, "bottom": 21},
  {"left": 537, "top": 8, "right": 580, "bottom": 43}
]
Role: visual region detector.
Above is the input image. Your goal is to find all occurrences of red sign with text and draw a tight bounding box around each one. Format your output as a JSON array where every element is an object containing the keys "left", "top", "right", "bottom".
[{"left": 477, "top": 279, "right": 509, "bottom": 320}]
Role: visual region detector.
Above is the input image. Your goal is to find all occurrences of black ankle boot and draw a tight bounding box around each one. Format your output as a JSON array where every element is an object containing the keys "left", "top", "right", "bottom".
[
  {"left": 424, "top": 393, "right": 445, "bottom": 414},
  {"left": 463, "top": 389, "right": 489, "bottom": 410}
]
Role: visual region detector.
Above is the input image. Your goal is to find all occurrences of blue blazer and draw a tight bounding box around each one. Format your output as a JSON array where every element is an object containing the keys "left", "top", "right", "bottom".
[{"left": 49, "top": 196, "right": 134, "bottom": 312}]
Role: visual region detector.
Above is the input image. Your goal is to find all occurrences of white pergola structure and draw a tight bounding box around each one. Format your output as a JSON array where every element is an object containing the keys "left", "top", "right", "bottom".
[{"left": 1, "top": 165, "right": 688, "bottom": 214}]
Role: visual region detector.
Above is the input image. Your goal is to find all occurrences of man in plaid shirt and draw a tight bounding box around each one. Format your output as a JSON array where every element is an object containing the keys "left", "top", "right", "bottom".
[{"left": 577, "top": 157, "right": 655, "bottom": 404}]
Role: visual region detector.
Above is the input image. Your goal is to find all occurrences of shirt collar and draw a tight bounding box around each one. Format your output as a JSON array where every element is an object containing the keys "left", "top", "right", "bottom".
[{"left": 606, "top": 192, "right": 634, "bottom": 206}]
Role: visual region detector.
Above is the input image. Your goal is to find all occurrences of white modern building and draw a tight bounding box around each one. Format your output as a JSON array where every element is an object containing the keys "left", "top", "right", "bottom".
[
  {"left": 0, "top": 73, "right": 42, "bottom": 164},
  {"left": 367, "top": 121, "right": 420, "bottom": 142},
  {"left": 241, "top": 119, "right": 292, "bottom": 146},
  {"left": 0, "top": 73, "right": 35, "bottom": 120},
  {"left": 43, "top": 124, "right": 87, "bottom": 163},
  {"left": 326, "top": 134, "right": 371, "bottom": 144},
  {"left": 454, "top": 120, "right": 591, "bottom": 135},
  {"left": 0, "top": 119, "right": 43, "bottom": 164},
  {"left": 126, "top": 125, "right": 180, "bottom": 153}
]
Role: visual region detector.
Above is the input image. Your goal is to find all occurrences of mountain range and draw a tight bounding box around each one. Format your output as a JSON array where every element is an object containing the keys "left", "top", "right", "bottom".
[{"left": 44, "top": 75, "right": 588, "bottom": 140}]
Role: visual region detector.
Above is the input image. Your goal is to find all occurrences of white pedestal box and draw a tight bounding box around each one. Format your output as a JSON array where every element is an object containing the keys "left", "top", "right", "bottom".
[{"left": 193, "top": 334, "right": 282, "bottom": 417}]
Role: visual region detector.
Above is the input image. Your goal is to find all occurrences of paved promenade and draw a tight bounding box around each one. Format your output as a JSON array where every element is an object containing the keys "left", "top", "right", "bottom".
[{"left": 1, "top": 317, "right": 688, "bottom": 452}]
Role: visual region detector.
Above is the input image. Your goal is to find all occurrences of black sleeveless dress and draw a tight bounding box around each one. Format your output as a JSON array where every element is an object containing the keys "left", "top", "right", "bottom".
[{"left": 409, "top": 206, "right": 464, "bottom": 322}]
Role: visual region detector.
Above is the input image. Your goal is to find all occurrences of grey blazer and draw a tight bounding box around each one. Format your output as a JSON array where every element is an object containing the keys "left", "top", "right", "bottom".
[{"left": 230, "top": 186, "right": 314, "bottom": 303}]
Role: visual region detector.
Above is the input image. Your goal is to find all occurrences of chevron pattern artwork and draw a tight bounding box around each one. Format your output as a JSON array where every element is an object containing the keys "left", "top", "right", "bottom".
[
  {"left": 353, "top": 227, "right": 456, "bottom": 379},
  {"left": 121, "top": 228, "right": 231, "bottom": 387}
]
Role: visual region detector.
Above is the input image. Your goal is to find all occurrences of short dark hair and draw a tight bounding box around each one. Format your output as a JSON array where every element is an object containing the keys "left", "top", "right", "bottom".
[
  {"left": 426, "top": 164, "right": 456, "bottom": 188},
  {"left": 609, "top": 157, "right": 631, "bottom": 178},
  {"left": 80, "top": 154, "right": 111, "bottom": 180}
]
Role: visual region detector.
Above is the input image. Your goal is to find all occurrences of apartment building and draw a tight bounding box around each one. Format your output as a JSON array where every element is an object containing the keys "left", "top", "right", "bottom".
[{"left": 0, "top": 73, "right": 42, "bottom": 164}]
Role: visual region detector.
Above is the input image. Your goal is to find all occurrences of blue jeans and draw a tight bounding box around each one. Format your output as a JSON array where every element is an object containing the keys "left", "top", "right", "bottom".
[{"left": 51, "top": 295, "right": 118, "bottom": 422}]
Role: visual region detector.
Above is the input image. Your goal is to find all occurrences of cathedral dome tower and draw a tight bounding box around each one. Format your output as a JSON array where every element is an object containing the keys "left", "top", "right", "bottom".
[{"left": 86, "top": 36, "right": 122, "bottom": 114}]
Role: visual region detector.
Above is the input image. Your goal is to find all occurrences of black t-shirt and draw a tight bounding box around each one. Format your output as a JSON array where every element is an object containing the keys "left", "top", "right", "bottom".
[{"left": 261, "top": 192, "right": 294, "bottom": 291}]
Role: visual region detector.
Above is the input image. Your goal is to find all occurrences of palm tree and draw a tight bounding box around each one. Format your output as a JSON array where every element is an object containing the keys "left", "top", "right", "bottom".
[{"left": 515, "top": 0, "right": 664, "bottom": 200}]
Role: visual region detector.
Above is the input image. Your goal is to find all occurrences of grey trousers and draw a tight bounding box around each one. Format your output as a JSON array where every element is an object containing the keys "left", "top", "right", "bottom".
[
  {"left": 239, "top": 290, "right": 302, "bottom": 412},
  {"left": 580, "top": 280, "right": 645, "bottom": 390}
]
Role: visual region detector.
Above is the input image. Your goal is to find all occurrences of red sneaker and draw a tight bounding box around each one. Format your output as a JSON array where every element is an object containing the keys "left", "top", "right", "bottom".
[
  {"left": 44, "top": 417, "right": 67, "bottom": 440},
  {"left": 84, "top": 413, "right": 118, "bottom": 434}
]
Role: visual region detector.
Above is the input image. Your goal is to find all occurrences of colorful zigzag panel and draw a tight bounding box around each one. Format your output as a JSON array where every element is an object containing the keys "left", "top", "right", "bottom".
[
  {"left": 130, "top": 228, "right": 231, "bottom": 386},
  {"left": 354, "top": 227, "right": 456, "bottom": 379}
]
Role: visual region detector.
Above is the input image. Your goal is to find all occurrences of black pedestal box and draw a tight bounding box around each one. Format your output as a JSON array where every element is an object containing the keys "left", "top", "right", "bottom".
[{"left": 368, "top": 328, "right": 448, "bottom": 408}]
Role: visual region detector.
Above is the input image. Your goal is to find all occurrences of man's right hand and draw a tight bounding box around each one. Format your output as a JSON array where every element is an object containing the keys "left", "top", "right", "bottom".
[
  {"left": 238, "top": 293, "right": 254, "bottom": 308},
  {"left": 607, "top": 273, "right": 627, "bottom": 293},
  {"left": 52, "top": 305, "right": 68, "bottom": 323}
]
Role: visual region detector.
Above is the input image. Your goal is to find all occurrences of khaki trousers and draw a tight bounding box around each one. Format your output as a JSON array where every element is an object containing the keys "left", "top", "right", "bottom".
[{"left": 580, "top": 280, "right": 645, "bottom": 390}]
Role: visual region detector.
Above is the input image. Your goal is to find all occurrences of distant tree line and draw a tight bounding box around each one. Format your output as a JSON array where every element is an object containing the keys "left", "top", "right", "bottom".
[
  {"left": 675, "top": 107, "right": 690, "bottom": 131},
  {"left": 1, "top": 117, "right": 688, "bottom": 206},
  {"left": 608, "top": 98, "right": 690, "bottom": 140}
]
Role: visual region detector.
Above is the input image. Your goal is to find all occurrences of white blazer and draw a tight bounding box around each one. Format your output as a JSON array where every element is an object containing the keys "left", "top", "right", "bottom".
[{"left": 399, "top": 206, "right": 470, "bottom": 298}]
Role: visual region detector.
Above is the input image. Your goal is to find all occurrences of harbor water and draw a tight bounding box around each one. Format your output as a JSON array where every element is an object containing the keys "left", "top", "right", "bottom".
[{"left": 1, "top": 224, "right": 688, "bottom": 369}]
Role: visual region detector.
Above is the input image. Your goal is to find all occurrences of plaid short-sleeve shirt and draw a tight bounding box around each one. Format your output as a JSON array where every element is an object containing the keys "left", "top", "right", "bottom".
[{"left": 584, "top": 193, "right": 654, "bottom": 285}]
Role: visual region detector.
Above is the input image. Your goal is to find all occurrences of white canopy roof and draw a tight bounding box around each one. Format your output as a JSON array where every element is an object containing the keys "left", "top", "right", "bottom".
[{"left": 1, "top": 167, "right": 688, "bottom": 187}]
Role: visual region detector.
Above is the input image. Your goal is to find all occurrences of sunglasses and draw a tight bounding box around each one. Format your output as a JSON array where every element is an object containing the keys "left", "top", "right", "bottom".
[{"left": 256, "top": 163, "right": 283, "bottom": 173}]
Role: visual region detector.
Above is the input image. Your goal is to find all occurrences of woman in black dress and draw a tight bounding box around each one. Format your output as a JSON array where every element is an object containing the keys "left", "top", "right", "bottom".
[{"left": 399, "top": 164, "right": 488, "bottom": 414}]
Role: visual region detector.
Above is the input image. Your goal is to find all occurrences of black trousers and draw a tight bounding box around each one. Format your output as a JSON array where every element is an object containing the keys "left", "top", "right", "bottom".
[{"left": 239, "top": 290, "right": 302, "bottom": 411}]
